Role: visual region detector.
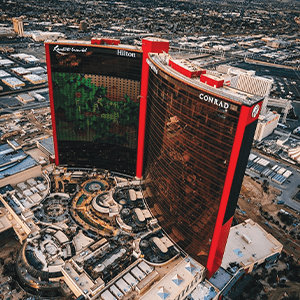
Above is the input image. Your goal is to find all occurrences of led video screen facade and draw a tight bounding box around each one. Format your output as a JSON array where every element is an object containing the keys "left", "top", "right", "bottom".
[{"left": 46, "top": 44, "right": 143, "bottom": 174}]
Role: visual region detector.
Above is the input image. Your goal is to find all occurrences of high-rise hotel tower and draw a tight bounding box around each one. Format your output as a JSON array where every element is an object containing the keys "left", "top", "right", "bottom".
[{"left": 46, "top": 37, "right": 263, "bottom": 278}]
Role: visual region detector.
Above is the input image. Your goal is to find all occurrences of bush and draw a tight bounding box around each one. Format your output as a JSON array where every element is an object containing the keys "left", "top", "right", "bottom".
[
  {"left": 2, "top": 262, "right": 15, "bottom": 277},
  {"left": 287, "top": 291, "right": 300, "bottom": 300},
  {"left": 280, "top": 213, "right": 294, "bottom": 226},
  {"left": 288, "top": 273, "right": 296, "bottom": 281}
]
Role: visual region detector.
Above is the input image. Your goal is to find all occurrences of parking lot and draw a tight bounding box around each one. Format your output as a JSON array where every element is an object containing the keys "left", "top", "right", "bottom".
[{"left": 246, "top": 151, "right": 300, "bottom": 211}]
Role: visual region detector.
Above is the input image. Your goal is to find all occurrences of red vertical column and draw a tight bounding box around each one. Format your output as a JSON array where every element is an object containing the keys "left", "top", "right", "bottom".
[
  {"left": 206, "top": 101, "right": 262, "bottom": 278},
  {"left": 135, "top": 38, "right": 169, "bottom": 178},
  {"left": 45, "top": 43, "right": 60, "bottom": 166}
]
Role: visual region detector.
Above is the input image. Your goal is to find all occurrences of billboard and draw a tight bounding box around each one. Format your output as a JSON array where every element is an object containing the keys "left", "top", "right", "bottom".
[{"left": 47, "top": 43, "right": 143, "bottom": 174}]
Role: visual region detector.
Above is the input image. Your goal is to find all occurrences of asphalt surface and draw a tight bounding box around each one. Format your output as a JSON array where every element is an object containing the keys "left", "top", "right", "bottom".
[{"left": 246, "top": 150, "right": 300, "bottom": 212}]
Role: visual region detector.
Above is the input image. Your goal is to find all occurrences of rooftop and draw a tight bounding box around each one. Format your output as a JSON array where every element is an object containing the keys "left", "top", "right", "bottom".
[
  {"left": 38, "top": 137, "right": 54, "bottom": 156},
  {"left": 0, "top": 207, "right": 13, "bottom": 233},
  {"left": 2, "top": 76, "right": 25, "bottom": 87},
  {"left": 221, "top": 219, "right": 283, "bottom": 270},
  {"left": 47, "top": 39, "right": 141, "bottom": 51},
  {"left": 140, "top": 257, "right": 204, "bottom": 300},
  {"left": 149, "top": 53, "right": 263, "bottom": 107}
]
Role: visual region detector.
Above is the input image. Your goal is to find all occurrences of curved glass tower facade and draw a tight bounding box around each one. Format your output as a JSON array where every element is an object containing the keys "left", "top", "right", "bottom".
[{"left": 142, "top": 54, "right": 263, "bottom": 277}]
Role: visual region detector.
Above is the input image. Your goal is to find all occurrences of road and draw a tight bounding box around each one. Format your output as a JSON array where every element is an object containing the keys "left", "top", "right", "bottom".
[
  {"left": 245, "top": 58, "right": 299, "bottom": 70},
  {"left": 0, "top": 83, "right": 48, "bottom": 97},
  {"left": 0, "top": 100, "right": 50, "bottom": 116}
]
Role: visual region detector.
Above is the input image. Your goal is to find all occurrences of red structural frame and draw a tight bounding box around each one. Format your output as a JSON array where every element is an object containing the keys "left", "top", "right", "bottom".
[
  {"left": 91, "top": 38, "right": 121, "bottom": 45},
  {"left": 136, "top": 38, "right": 170, "bottom": 178},
  {"left": 200, "top": 74, "right": 224, "bottom": 88},
  {"left": 169, "top": 59, "right": 205, "bottom": 78},
  {"left": 45, "top": 43, "right": 60, "bottom": 166},
  {"left": 206, "top": 102, "right": 262, "bottom": 278}
]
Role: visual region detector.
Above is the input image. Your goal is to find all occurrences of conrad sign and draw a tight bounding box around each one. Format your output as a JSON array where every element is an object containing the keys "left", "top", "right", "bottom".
[{"left": 199, "top": 93, "right": 229, "bottom": 109}]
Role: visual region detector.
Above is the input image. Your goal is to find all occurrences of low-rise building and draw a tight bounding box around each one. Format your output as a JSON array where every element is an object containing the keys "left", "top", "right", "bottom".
[
  {"left": 11, "top": 67, "right": 31, "bottom": 76},
  {"left": 26, "top": 66, "right": 47, "bottom": 75},
  {"left": 0, "top": 59, "right": 14, "bottom": 67},
  {"left": 23, "top": 74, "right": 47, "bottom": 84},
  {"left": 254, "top": 111, "right": 280, "bottom": 141},
  {"left": 0, "top": 70, "right": 11, "bottom": 78},
  {"left": 140, "top": 257, "right": 206, "bottom": 300},
  {"left": 209, "top": 219, "right": 283, "bottom": 299},
  {"left": 2, "top": 77, "right": 25, "bottom": 89},
  {"left": 222, "top": 219, "right": 282, "bottom": 274},
  {"left": 17, "top": 93, "right": 35, "bottom": 103}
]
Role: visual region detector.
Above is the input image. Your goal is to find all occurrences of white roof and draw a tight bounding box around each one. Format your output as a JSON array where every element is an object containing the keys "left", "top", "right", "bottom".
[
  {"left": 17, "top": 182, "right": 27, "bottom": 190},
  {"left": 123, "top": 272, "right": 139, "bottom": 287},
  {"left": 11, "top": 53, "right": 31, "bottom": 59},
  {"left": 24, "top": 56, "right": 39, "bottom": 62},
  {"left": 115, "top": 278, "right": 131, "bottom": 295},
  {"left": 283, "top": 170, "right": 292, "bottom": 178},
  {"left": 277, "top": 167, "right": 286, "bottom": 175},
  {"left": 101, "top": 290, "right": 117, "bottom": 300},
  {"left": 110, "top": 285, "right": 123, "bottom": 299},
  {"left": 140, "top": 257, "right": 204, "bottom": 300},
  {"left": 134, "top": 208, "right": 145, "bottom": 222},
  {"left": 29, "top": 193, "right": 42, "bottom": 203},
  {"left": 23, "top": 189, "right": 33, "bottom": 196},
  {"left": 2, "top": 77, "right": 24, "bottom": 86},
  {"left": 190, "top": 281, "right": 217, "bottom": 300},
  {"left": 221, "top": 219, "right": 283, "bottom": 270},
  {"left": 36, "top": 183, "right": 46, "bottom": 191},
  {"left": 138, "top": 261, "right": 153, "bottom": 275},
  {"left": 73, "top": 230, "right": 95, "bottom": 252},
  {"left": 11, "top": 67, "right": 30, "bottom": 75},
  {"left": 0, "top": 70, "right": 10, "bottom": 78},
  {"left": 63, "top": 262, "right": 95, "bottom": 294},
  {"left": 142, "top": 209, "right": 152, "bottom": 219},
  {"left": 136, "top": 191, "right": 143, "bottom": 199},
  {"left": 0, "top": 59, "right": 13, "bottom": 66},
  {"left": 129, "top": 189, "right": 137, "bottom": 201},
  {"left": 18, "top": 93, "right": 34, "bottom": 101},
  {"left": 30, "top": 187, "right": 38, "bottom": 193},
  {"left": 257, "top": 158, "right": 269, "bottom": 167},
  {"left": 131, "top": 266, "right": 146, "bottom": 281},
  {"left": 26, "top": 66, "right": 47, "bottom": 74},
  {"left": 153, "top": 237, "right": 168, "bottom": 253},
  {"left": 160, "top": 236, "right": 174, "bottom": 248},
  {"left": 23, "top": 74, "right": 46, "bottom": 83},
  {"left": 27, "top": 178, "right": 37, "bottom": 186},
  {"left": 54, "top": 230, "right": 69, "bottom": 244},
  {"left": 170, "top": 58, "right": 203, "bottom": 72}
]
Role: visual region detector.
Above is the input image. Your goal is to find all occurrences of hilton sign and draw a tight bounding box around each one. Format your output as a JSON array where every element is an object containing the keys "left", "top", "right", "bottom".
[{"left": 117, "top": 50, "right": 136, "bottom": 58}]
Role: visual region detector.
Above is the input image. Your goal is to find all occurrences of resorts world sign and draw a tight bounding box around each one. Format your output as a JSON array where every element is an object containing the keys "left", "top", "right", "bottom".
[
  {"left": 199, "top": 93, "right": 229, "bottom": 109},
  {"left": 53, "top": 45, "right": 88, "bottom": 55}
]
